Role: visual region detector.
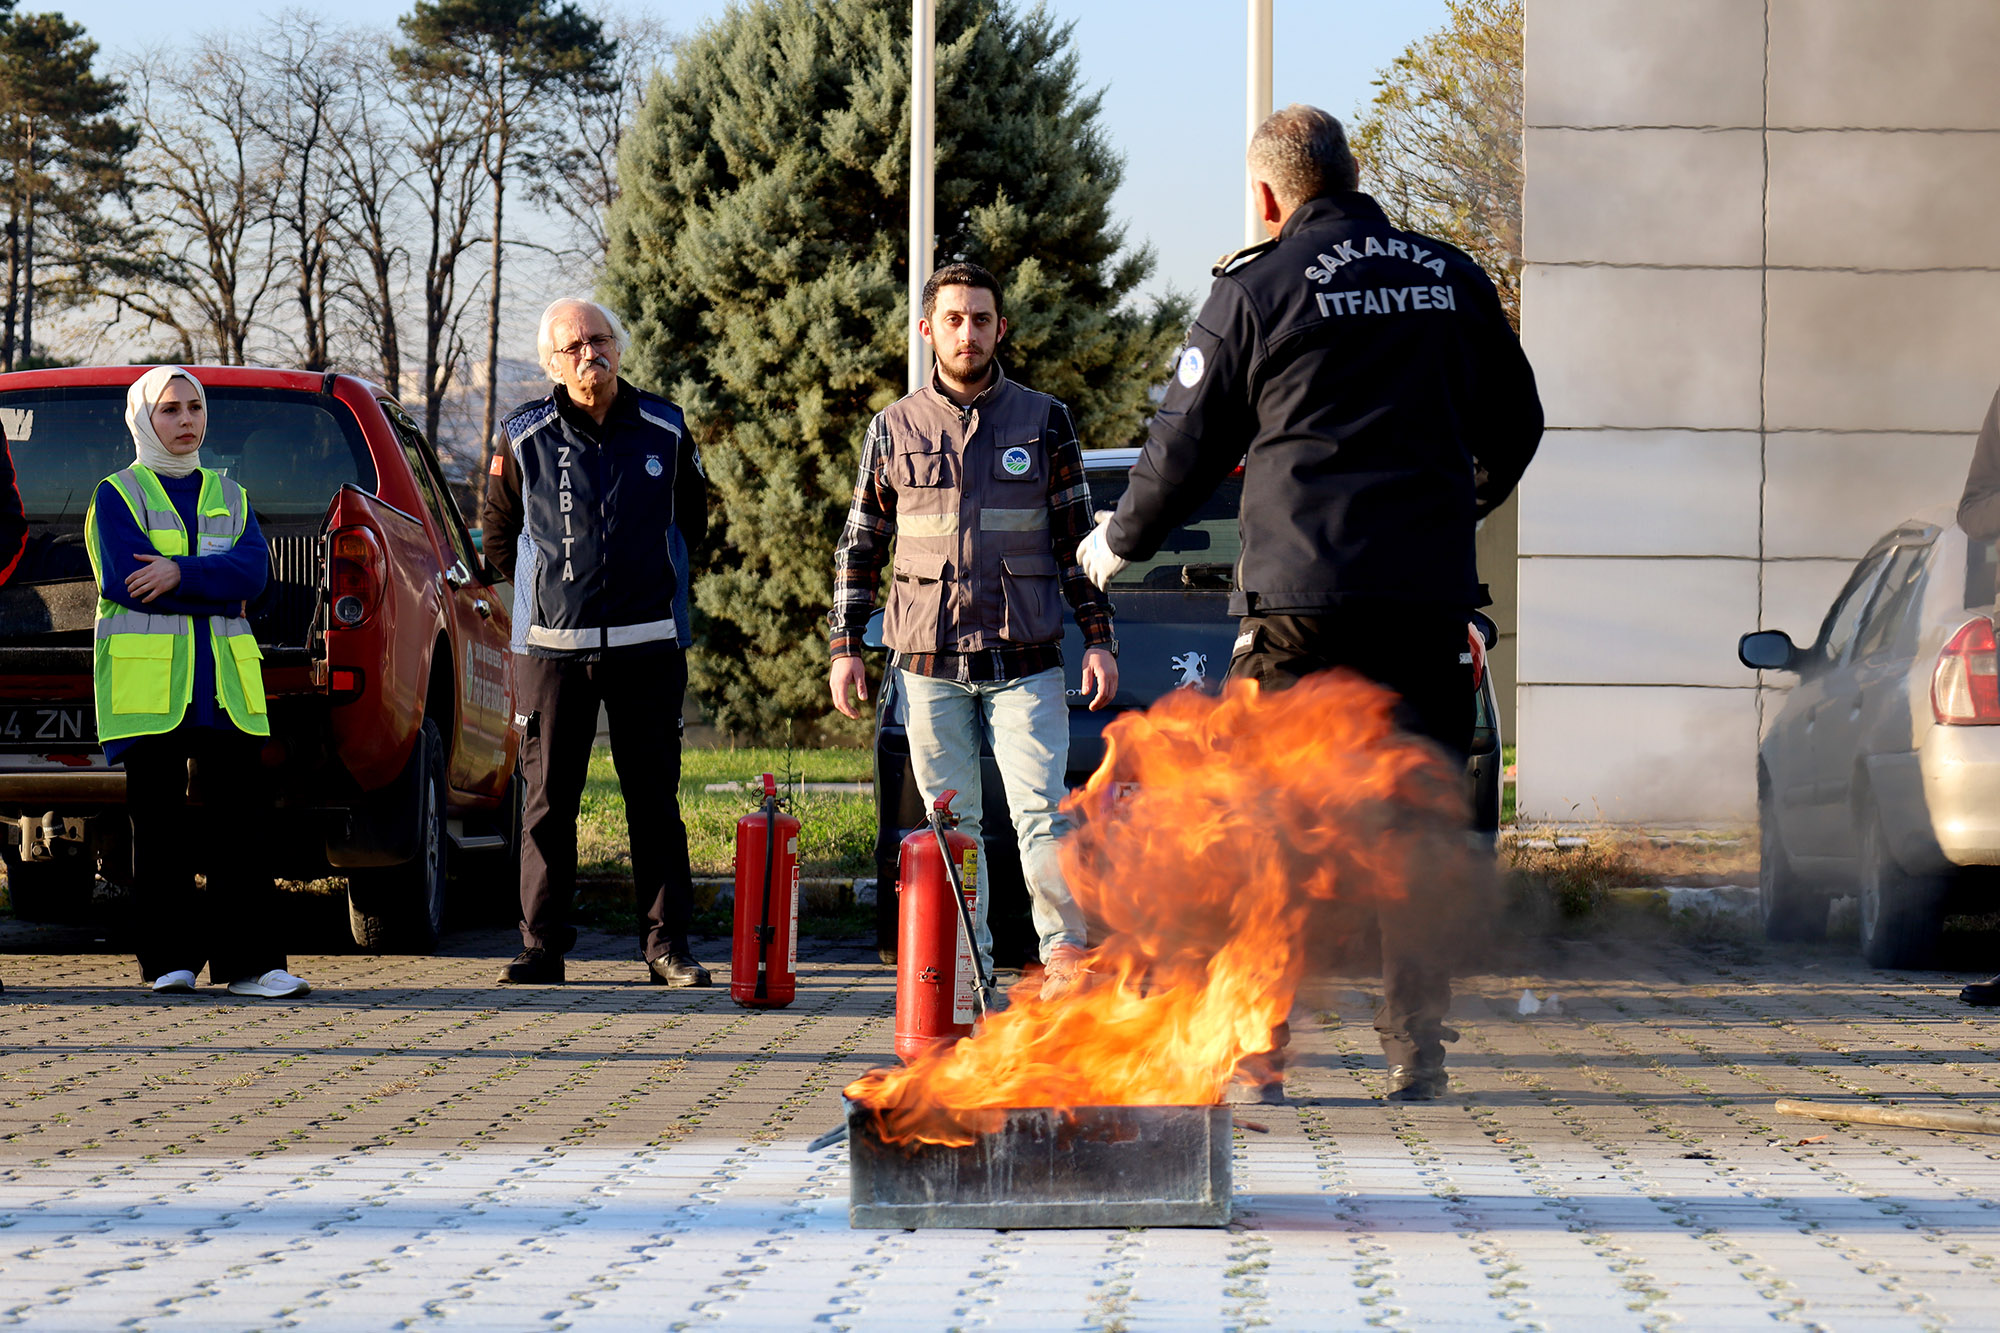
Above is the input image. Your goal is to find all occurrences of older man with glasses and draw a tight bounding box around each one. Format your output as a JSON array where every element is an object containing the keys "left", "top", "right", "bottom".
[{"left": 481, "top": 297, "right": 712, "bottom": 987}]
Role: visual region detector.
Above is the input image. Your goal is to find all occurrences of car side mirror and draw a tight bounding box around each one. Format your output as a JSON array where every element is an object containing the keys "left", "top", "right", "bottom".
[
  {"left": 1470, "top": 610, "right": 1499, "bottom": 651},
  {"left": 1738, "top": 630, "right": 1800, "bottom": 672},
  {"left": 863, "top": 606, "right": 888, "bottom": 652}
]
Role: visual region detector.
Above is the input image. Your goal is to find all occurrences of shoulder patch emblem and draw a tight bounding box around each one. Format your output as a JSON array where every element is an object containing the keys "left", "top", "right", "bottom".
[
  {"left": 1177, "top": 346, "right": 1205, "bottom": 389},
  {"left": 645, "top": 455, "right": 664, "bottom": 478},
  {"left": 1002, "top": 446, "right": 1032, "bottom": 476}
]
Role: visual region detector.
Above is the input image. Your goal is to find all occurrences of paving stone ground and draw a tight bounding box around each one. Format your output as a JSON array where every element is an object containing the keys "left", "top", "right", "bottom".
[{"left": 4, "top": 916, "right": 2000, "bottom": 1330}]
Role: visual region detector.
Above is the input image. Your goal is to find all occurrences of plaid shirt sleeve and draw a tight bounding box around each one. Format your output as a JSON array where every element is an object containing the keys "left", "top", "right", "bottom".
[
  {"left": 1045, "top": 400, "right": 1115, "bottom": 649},
  {"left": 828, "top": 411, "right": 896, "bottom": 658}
]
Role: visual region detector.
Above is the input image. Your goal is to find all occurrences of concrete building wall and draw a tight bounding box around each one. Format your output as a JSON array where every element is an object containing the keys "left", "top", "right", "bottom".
[{"left": 1517, "top": 0, "right": 2000, "bottom": 825}]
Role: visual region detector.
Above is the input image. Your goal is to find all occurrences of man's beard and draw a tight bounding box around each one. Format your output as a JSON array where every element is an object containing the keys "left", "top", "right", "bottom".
[{"left": 938, "top": 346, "right": 994, "bottom": 383}]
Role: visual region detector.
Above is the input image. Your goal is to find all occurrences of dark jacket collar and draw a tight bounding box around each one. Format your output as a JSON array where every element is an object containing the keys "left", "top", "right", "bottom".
[
  {"left": 926, "top": 359, "right": 1008, "bottom": 410},
  {"left": 553, "top": 378, "right": 639, "bottom": 440},
  {"left": 1280, "top": 191, "right": 1389, "bottom": 239}
]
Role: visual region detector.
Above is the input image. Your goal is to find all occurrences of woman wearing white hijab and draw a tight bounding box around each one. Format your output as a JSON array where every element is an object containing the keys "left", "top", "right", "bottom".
[{"left": 84, "top": 367, "right": 309, "bottom": 999}]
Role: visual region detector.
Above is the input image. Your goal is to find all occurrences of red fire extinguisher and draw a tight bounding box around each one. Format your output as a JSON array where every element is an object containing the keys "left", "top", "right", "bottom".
[
  {"left": 731, "top": 773, "right": 800, "bottom": 1009},
  {"left": 894, "top": 789, "right": 995, "bottom": 1062}
]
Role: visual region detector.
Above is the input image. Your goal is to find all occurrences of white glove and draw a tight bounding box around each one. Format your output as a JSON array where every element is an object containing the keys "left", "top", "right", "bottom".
[{"left": 1078, "top": 514, "right": 1129, "bottom": 590}]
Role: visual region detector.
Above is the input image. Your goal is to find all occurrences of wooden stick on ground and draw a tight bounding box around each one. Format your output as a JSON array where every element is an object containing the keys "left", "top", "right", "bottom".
[{"left": 1775, "top": 1098, "right": 2000, "bottom": 1137}]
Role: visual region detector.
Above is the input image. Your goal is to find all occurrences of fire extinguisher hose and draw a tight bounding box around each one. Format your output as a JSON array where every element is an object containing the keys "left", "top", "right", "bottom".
[
  {"left": 755, "top": 789, "right": 777, "bottom": 1000},
  {"left": 930, "top": 813, "right": 994, "bottom": 1019}
]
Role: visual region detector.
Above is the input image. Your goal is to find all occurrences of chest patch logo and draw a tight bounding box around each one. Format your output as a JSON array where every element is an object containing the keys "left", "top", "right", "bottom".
[
  {"left": 1178, "top": 345, "right": 1205, "bottom": 388},
  {"left": 1001, "top": 446, "right": 1032, "bottom": 476},
  {"left": 644, "top": 455, "right": 664, "bottom": 478}
]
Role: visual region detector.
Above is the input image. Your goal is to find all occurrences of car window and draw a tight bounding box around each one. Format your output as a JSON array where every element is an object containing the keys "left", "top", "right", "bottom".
[
  {"left": 1852, "top": 544, "right": 1929, "bottom": 661},
  {"left": 1084, "top": 471, "right": 1242, "bottom": 590},
  {"left": 382, "top": 402, "right": 477, "bottom": 571},
  {"left": 0, "top": 384, "right": 376, "bottom": 524},
  {"left": 1812, "top": 551, "right": 1889, "bottom": 668}
]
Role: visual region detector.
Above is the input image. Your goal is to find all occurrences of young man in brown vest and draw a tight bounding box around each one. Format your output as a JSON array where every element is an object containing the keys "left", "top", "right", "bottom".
[{"left": 828, "top": 262, "right": 1119, "bottom": 1000}]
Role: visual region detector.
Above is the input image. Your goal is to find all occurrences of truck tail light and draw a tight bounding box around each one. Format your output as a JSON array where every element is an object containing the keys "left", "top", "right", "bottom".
[
  {"left": 1932, "top": 617, "right": 2000, "bottom": 724},
  {"left": 328, "top": 526, "right": 384, "bottom": 628}
]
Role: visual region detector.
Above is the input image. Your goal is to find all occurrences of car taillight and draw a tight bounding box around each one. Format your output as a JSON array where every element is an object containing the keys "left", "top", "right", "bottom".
[
  {"left": 1932, "top": 617, "right": 2000, "bottom": 724},
  {"left": 328, "top": 526, "right": 384, "bottom": 628},
  {"left": 1467, "top": 626, "right": 1487, "bottom": 690}
]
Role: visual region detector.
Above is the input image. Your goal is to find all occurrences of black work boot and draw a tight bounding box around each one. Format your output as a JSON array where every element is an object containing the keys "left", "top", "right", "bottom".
[
  {"left": 499, "top": 948, "right": 566, "bottom": 984},
  {"left": 1960, "top": 975, "right": 2000, "bottom": 1006},
  {"left": 648, "top": 949, "right": 712, "bottom": 987},
  {"left": 1385, "top": 1063, "right": 1449, "bottom": 1102}
]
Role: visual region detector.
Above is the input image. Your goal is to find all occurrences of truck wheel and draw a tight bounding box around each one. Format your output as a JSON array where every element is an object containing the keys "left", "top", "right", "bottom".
[
  {"left": 1759, "top": 783, "right": 1825, "bottom": 942},
  {"left": 0, "top": 845, "right": 93, "bottom": 924},
  {"left": 1857, "top": 805, "right": 1943, "bottom": 969},
  {"left": 346, "top": 717, "right": 449, "bottom": 953}
]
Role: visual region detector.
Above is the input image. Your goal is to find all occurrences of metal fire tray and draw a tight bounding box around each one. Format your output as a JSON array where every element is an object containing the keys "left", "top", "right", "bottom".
[{"left": 844, "top": 1100, "right": 1233, "bottom": 1229}]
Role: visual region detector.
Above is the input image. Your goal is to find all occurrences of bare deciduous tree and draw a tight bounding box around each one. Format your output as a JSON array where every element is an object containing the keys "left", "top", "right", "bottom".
[
  {"left": 253, "top": 15, "right": 353, "bottom": 371},
  {"left": 326, "top": 34, "right": 415, "bottom": 395},
  {"left": 393, "top": 54, "right": 489, "bottom": 443},
  {"left": 108, "top": 40, "right": 283, "bottom": 362},
  {"left": 396, "top": 0, "right": 614, "bottom": 478},
  {"left": 528, "top": 9, "right": 671, "bottom": 258}
]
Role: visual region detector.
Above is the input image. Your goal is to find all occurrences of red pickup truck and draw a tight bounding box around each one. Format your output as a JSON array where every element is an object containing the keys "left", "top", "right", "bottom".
[{"left": 0, "top": 365, "right": 519, "bottom": 952}]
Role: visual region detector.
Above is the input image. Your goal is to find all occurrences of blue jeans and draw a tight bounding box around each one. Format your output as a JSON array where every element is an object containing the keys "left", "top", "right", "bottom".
[{"left": 899, "top": 666, "right": 1088, "bottom": 971}]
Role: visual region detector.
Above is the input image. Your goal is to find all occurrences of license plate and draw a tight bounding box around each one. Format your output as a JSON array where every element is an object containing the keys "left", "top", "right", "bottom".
[{"left": 0, "top": 703, "right": 95, "bottom": 748}]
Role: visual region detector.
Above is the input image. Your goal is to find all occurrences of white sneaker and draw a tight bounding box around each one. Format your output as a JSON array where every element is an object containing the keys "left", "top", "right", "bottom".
[
  {"left": 227, "top": 969, "right": 311, "bottom": 998},
  {"left": 150, "top": 969, "right": 198, "bottom": 994}
]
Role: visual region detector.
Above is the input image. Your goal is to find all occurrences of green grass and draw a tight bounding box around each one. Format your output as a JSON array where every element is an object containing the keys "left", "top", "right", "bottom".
[
  {"left": 577, "top": 745, "right": 877, "bottom": 881},
  {"left": 1501, "top": 743, "right": 1517, "bottom": 825}
]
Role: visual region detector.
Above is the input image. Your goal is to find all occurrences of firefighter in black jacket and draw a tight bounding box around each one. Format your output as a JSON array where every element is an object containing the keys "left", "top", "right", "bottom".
[
  {"left": 1081, "top": 105, "right": 1544, "bottom": 1102},
  {"left": 482, "top": 297, "right": 711, "bottom": 987}
]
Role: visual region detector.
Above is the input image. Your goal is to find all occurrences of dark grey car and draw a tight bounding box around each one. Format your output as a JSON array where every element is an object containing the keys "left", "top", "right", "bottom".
[{"left": 866, "top": 448, "right": 1501, "bottom": 963}]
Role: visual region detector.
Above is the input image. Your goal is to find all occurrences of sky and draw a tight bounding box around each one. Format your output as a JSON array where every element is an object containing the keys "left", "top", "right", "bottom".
[{"left": 55, "top": 0, "right": 1452, "bottom": 309}]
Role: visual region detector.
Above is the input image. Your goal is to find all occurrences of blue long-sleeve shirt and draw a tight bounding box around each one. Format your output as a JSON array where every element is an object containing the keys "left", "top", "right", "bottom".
[{"left": 91, "top": 470, "right": 269, "bottom": 761}]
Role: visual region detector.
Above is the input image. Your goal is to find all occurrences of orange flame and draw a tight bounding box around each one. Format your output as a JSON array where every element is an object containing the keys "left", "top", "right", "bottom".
[{"left": 845, "top": 670, "right": 1473, "bottom": 1146}]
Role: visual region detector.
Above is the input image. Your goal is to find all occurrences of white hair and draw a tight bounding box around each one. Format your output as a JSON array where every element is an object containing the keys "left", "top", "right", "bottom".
[{"left": 536, "top": 298, "right": 631, "bottom": 380}]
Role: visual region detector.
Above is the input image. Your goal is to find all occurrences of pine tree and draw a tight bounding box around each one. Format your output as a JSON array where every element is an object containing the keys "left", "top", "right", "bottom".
[
  {"left": 0, "top": 11, "right": 133, "bottom": 369},
  {"left": 604, "top": 0, "right": 1185, "bottom": 741}
]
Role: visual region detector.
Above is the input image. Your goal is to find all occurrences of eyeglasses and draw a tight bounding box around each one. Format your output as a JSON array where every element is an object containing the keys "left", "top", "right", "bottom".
[{"left": 553, "top": 334, "right": 617, "bottom": 361}]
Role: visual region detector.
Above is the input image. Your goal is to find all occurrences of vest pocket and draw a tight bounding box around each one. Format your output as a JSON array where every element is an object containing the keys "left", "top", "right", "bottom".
[
  {"left": 898, "top": 444, "right": 953, "bottom": 489},
  {"left": 228, "top": 635, "right": 267, "bottom": 714},
  {"left": 885, "top": 551, "right": 949, "bottom": 652},
  {"left": 109, "top": 637, "right": 174, "bottom": 715},
  {"left": 998, "top": 551, "right": 1061, "bottom": 643}
]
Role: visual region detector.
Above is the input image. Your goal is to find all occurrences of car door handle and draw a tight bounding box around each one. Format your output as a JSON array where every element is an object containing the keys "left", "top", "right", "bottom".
[{"left": 474, "top": 599, "right": 492, "bottom": 619}]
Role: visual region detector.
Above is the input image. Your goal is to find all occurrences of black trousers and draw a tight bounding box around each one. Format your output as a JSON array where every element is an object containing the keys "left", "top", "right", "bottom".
[
  {"left": 123, "top": 726, "right": 284, "bottom": 984},
  {"left": 1228, "top": 606, "right": 1473, "bottom": 1073},
  {"left": 516, "top": 648, "right": 694, "bottom": 961}
]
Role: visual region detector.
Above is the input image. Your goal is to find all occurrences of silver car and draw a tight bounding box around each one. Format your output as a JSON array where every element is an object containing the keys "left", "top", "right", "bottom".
[{"left": 1739, "top": 506, "right": 2000, "bottom": 966}]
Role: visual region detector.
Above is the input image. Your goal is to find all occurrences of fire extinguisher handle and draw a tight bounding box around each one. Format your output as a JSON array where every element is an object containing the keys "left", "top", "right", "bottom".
[
  {"left": 761, "top": 772, "right": 778, "bottom": 800},
  {"left": 933, "top": 789, "right": 958, "bottom": 815}
]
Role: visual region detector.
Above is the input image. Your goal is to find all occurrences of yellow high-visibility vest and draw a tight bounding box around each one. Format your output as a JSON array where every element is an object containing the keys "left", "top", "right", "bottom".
[{"left": 85, "top": 464, "right": 268, "bottom": 743}]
